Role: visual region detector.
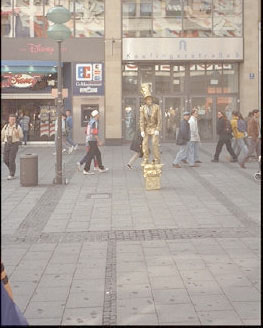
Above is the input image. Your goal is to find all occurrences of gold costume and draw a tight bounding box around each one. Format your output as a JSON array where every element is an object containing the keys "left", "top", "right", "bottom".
[{"left": 140, "top": 84, "right": 162, "bottom": 164}]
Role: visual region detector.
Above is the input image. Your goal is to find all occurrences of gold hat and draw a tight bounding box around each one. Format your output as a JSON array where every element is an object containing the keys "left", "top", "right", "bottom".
[{"left": 141, "top": 83, "right": 152, "bottom": 99}]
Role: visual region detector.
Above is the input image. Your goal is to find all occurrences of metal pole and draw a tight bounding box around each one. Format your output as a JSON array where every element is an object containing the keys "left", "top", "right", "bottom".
[{"left": 55, "top": 40, "right": 63, "bottom": 184}]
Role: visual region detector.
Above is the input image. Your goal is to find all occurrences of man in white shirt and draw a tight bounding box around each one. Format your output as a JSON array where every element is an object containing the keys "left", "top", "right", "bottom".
[
  {"left": 1, "top": 114, "right": 23, "bottom": 179},
  {"left": 187, "top": 108, "right": 201, "bottom": 167}
]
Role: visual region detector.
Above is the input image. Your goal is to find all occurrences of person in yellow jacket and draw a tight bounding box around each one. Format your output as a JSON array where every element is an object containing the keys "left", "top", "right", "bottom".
[
  {"left": 230, "top": 111, "right": 248, "bottom": 164},
  {"left": 139, "top": 83, "right": 161, "bottom": 164}
]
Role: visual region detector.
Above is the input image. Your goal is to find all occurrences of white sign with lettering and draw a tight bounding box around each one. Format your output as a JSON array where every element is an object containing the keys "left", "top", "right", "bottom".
[{"left": 123, "top": 38, "right": 243, "bottom": 61}]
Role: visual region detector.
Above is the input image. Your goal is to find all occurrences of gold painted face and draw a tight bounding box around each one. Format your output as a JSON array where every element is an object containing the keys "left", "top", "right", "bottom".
[{"left": 145, "top": 97, "right": 153, "bottom": 106}]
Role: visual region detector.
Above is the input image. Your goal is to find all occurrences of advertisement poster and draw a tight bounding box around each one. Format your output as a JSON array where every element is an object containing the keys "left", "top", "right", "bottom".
[{"left": 73, "top": 63, "right": 104, "bottom": 96}]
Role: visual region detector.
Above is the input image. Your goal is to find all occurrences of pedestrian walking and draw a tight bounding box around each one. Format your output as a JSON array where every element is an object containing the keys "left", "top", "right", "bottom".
[
  {"left": 65, "top": 109, "right": 78, "bottom": 154},
  {"left": 127, "top": 128, "right": 143, "bottom": 169},
  {"left": 211, "top": 110, "right": 238, "bottom": 163},
  {"left": 77, "top": 120, "right": 99, "bottom": 171},
  {"left": 83, "top": 109, "right": 109, "bottom": 175},
  {"left": 53, "top": 114, "right": 69, "bottom": 155},
  {"left": 1, "top": 114, "right": 23, "bottom": 180},
  {"left": 239, "top": 109, "right": 261, "bottom": 168},
  {"left": 19, "top": 112, "right": 30, "bottom": 145},
  {"left": 187, "top": 108, "right": 201, "bottom": 167},
  {"left": 230, "top": 111, "right": 248, "bottom": 164},
  {"left": 172, "top": 111, "right": 191, "bottom": 168}
]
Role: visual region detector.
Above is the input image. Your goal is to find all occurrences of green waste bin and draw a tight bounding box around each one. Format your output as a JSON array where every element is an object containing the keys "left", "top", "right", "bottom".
[{"left": 20, "top": 153, "right": 38, "bottom": 187}]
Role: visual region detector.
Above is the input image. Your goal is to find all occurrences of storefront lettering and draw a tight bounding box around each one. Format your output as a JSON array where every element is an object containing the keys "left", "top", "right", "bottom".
[
  {"left": 80, "top": 87, "right": 98, "bottom": 93},
  {"left": 27, "top": 43, "right": 55, "bottom": 54},
  {"left": 1, "top": 74, "right": 41, "bottom": 88}
]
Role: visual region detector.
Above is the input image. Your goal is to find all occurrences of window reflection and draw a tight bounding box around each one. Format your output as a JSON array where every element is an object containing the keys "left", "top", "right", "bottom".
[
  {"left": 1, "top": 1, "right": 13, "bottom": 38},
  {"left": 173, "top": 65, "right": 185, "bottom": 93},
  {"left": 123, "top": 64, "right": 138, "bottom": 95},
  {"left": 75, "top": 0, "right": 104, "bottom": 37},
  {"left": 213, "top": 0, "right": 242, "bottom": 37},
  {"left": 183, "top": 0, "right": 212, "bottom": 37},
  {"left": 155, "top": 65, "right": 171, "bottom": 95}
]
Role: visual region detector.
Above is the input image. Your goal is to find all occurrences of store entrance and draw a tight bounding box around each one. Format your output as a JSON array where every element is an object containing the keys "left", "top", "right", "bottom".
[{"left": 1, "top": 99, "right": 56, "bottom": 142}]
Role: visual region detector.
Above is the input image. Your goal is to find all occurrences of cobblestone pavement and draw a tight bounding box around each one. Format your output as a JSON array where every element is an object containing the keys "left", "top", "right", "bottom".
[{"left": 1, "top": 142, "right": 261, "bottom": 325}]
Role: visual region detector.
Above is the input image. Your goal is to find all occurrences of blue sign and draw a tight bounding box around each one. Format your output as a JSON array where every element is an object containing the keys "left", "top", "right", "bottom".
[
  {"left": 73, "top": 63, "right": 104, "bottom": 95},
  {"left": 249, "top": 73, "right": 255, "bottom": 79}
]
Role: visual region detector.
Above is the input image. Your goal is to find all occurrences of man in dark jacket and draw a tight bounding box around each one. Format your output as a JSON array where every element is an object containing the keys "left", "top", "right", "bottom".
[
  {"left": 172, "top": 112, "right": 191, "bottom": 168},
  {"left": 211, "top": 111, "right": 237, "bottom": 162}
]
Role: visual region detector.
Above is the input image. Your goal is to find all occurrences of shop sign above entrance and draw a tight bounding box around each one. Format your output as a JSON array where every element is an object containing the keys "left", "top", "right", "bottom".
[
  {"left": 73, "top": 63, "right": 104, "bottom": 95},
  {"left": 123, "top": 38, "right": 243, "bottom": 61},
  {"left": 1, "top": 73, "right": 41, "bottom": 88}
]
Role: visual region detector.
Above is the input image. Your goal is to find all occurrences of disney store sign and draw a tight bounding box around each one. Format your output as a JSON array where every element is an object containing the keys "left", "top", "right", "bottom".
[{"left": 1, "top": 73, "right": 41, "bottom": 88}]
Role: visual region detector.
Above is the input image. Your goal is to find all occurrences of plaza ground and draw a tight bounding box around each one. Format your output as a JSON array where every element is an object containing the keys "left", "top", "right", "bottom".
[{"left": 1, "top": 142, "right": 261, "bottom": 325}]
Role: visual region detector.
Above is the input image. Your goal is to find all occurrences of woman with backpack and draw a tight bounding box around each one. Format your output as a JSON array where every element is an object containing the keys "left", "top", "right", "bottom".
[{"left": 211, "top": 110, "right": 238, "bottom": 163}]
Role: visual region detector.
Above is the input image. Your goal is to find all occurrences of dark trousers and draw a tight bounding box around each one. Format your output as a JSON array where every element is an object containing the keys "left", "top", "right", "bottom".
[
  {"left": 84, "top": 141, "right": 103, "bottom": 171},
  {"left": 4, "top": 142, "right": 19, "bottom": 176},
  {"left": 214, "top": 136, "right": 237, "bottom": 160},
  {"left": 241, "top": 138, "right": 261, "bottom": 165}
]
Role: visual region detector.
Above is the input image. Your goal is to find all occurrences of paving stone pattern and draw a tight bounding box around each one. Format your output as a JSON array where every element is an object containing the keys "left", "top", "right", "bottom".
[{"left": 1, "top": 143, "right": 261, "bottom": 325}]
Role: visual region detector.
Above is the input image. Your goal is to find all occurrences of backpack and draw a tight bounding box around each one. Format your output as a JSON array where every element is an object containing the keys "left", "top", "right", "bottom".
[{"left": 237, "top": 119, "right": 246, "bottom": 133}]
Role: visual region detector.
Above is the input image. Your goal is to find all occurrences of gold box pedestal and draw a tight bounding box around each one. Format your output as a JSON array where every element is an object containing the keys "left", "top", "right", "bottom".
[{"left": 141, "top": 162, "right": 164, "bottom": 190}]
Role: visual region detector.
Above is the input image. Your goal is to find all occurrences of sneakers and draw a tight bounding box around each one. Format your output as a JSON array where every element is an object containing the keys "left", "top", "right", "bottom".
[
  {"left": 127, "top": 164, "right": 132, "bottom": 169},
  {"left": 211, "top": 159, "right": 219, "bottom": 162},
  {"left": 62, "top": 148, "right": 67, "bottom": 153},
  {"left": 239, "top": 162, "right": 246, "bottom": 169},
  {"left": 83, "top": 170, "right": 94, "bottom": 175},
  {"left": 172, "top": 164, "right": 181, "bottom": 168},
  {"left": 98, "top": 167, "right": 109, "bottom": 173},
  {"left": 77, "top": 162, "right": 82, "bottom": 171},
  {"left": 74, "top": 144, "right": 78, "bottom": 151},
  {"left": 68, "top": 146, "right": 74, "bottom": 154},
  {"left": 7, "top": 175, "right": 16, "bottom": 180},
  {"left": 94, "top": 166, "right": 99, "bottom": 171}
]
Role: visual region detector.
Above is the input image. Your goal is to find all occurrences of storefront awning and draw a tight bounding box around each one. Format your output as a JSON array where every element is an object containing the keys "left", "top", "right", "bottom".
[{"left": 1, "top": 60, "right": 61, "bottom": 74}]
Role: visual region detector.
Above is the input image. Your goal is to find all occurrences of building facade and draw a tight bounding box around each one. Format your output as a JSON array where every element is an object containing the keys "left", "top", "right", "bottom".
[{"left": 1, "top": 0, "right": 261, "bottom": 144}]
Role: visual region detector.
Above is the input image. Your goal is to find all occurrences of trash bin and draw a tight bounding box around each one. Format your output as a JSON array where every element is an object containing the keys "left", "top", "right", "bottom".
[{"left": 20, "top": 153, "right": 38, "bottom": 187}]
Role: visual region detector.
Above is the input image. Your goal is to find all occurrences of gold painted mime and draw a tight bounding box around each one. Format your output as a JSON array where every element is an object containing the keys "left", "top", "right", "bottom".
[{"left": 140, "top": 83, "right": 161, "bottom": 164}]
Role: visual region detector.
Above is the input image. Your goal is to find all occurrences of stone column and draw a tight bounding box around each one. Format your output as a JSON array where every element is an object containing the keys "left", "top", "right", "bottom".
[
  {"left": 239, "top": 0, "right": 260, "bottom": 116},
  {"left": 104, "top": 0, "right": 122, "bottom": 144}
]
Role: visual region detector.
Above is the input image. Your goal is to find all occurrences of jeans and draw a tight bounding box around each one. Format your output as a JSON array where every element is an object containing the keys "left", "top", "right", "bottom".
[
  {"left": 187, "top": 141, "right": 200, "bottom": 165},
  {"left": 232, "top": 138, "right": 248, "bottom": 163},
  {"left": 173, "top": 143, "right": 189, "bottom": 165},
  {"left": 66, "top": 129, "right": 76, "bottom": 147},
  {"left": 23, "top": 130, "right": 28, "bottom": 144}
]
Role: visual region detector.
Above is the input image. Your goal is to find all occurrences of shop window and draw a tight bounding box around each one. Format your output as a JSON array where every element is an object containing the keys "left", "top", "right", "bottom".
[
  {"left": 140, "top": 2, "right": 152, "bottom": 17},
  {"left": 183, "top": 0, "right": 212, "bottom": 37},
  {"left": 189, "top": 64, "right": 207, "bottom": 94},
  {"left": 213, "top": 0, "right": 242, "bottom": 37},
  {"left": 222, "top": 63, "right": 238, "bottom": 93},
  {"left": 172, "top": 65, "right": 185, "bottom": 93},
  {"left": 1, "top": 0, "right": 13, "bottom": 38},
  {"left": 123, "top": 2, "right": 136, "bottom": 16},
  {"left": 207, "top": 64, "right": 222, "bottom": 94},
  {"left": 75, "top": 0, "right": 104, "bottom": 37},
  {"left": 123, "top": 98, "right": 137, "bottom": 141},
  {"left": 155, "top": 65, "right": 171, "bottom": 95}
]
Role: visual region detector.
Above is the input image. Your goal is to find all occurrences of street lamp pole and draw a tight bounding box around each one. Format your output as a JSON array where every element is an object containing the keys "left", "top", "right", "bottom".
[
  {"left": 56, "top": 40, "right": 63, "bottom": 184},
  {"left": 46, "top": 5, "right": 71, "bottom": 184}
]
